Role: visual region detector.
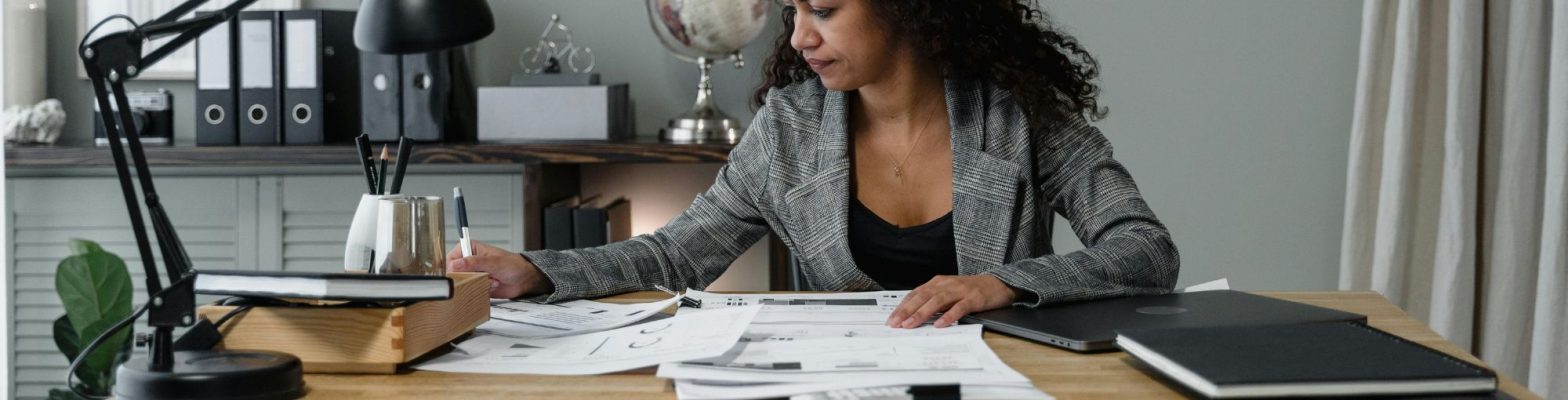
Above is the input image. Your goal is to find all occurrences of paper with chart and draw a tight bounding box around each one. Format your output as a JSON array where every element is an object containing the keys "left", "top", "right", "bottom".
[
  {"left": 476, "top": 295, "right": 680, "bottom": 339},
  {"left": 662, "top": 291, "right": 1033, "bottom": 397},
  {"left": 675, "top": 378, "right": 1051, "bottom": 400},
  {"left": 657, "top": 324, "right": 1029, "bottom": 384},
  {"left": 682, "top": 289, "right": 908, "bottom": 325},
  {"left": 788, "top": 383, "right": 1052, "bottom": 400},
  {"left": 415, "top": 305, "right": 760, "bottom": 375}
]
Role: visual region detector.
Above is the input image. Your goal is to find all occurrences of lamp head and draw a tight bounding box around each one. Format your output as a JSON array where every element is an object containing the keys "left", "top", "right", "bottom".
[{"left": 354, "top": 0, "right": 495, "bottom": 54}]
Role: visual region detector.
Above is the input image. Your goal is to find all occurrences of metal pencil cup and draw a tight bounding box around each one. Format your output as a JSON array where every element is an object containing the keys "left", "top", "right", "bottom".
[{"left": 372, "top": 196, "right": 447, "bottom": 276}]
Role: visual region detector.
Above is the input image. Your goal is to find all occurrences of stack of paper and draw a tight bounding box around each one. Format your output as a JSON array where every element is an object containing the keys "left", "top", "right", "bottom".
[
  {"left": 413, "top": 290, "right": 1052, "bottom": 399},
  {"left": 417, "top": 303, "right": 760, "bottom": 375},
  {"left": 657, "top": 291, "right": 1051, "bottom": 400},
  {"left": 477, "top": 296, "right": 681, "bottom": 339}
]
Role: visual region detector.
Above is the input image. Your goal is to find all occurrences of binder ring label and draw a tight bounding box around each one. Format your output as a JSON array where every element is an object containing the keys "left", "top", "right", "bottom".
[
  {"left": 292, "top": 104, "right": 313, "bottom": 124},
  {"left": 248, "top": 104, "right": 269, "bottom": 125},
  {"left": 205, "top": 105, "right": 226, "bottom": 125}
]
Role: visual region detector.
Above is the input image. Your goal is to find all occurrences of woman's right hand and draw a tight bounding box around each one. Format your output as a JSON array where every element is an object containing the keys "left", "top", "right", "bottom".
[{"left": 447, "top": 240, "right": 555, "bottom": 299}]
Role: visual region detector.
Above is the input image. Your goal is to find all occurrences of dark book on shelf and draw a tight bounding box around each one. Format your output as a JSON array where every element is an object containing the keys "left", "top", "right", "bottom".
[
  {"left": 572, "top": 196, "right": 630, "bottom": 248},
  {"left": 543, "top": 195, "right": 584, "bottom": 250},
  {"left": 195, "top": 270, "right": 452, "bottom": 301},
  {"left": 1116, "top": 321, "right": 1497, "bottom": 398}
]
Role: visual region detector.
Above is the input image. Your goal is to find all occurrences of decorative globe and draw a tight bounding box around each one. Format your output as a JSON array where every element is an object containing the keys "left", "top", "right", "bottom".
[
  {"left": 646, "top": 0, "right": 771, "bottom": 143},
  {"left": 649, "top": 0, "right": 770, "bottom": 60}
]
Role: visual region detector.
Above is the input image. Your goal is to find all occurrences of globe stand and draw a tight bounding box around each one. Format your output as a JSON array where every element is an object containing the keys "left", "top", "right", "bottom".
[{"left": 661, "top": 57, "right": 744, "bottom": 143}]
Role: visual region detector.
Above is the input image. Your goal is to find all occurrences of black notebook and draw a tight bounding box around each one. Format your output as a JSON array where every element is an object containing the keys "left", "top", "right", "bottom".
[
  {"left": 1116, "top": 322, "right": 1497, "bottom": 398},
  {"left": 194, "top": 270, "right": 453, "bottom": 301}
]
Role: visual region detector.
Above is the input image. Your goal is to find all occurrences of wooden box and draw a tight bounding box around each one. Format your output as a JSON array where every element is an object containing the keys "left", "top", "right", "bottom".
[{"left": 196, "top": 272, "right": 490, "bottom": 373}]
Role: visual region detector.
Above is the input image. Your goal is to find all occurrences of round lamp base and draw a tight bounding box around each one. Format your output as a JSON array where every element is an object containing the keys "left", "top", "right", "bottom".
[{"left": 114, "top": 350, "right": 304, "bottom": 400}]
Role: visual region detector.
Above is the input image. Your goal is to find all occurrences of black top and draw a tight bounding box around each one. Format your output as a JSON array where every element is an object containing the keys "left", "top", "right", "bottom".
[{"left": 848, "top": 198, "right": 958, "bottom": 290}]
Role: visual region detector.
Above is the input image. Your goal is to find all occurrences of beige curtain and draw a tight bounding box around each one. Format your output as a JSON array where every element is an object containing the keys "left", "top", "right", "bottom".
[{"left": 1340, "top": 0, "right": 1566, "bottom": 397}]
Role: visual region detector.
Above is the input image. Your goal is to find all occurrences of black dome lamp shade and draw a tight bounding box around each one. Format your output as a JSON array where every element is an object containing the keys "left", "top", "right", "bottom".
[{"left": 354, "top": 0, "right": 496, "bottom": 54}]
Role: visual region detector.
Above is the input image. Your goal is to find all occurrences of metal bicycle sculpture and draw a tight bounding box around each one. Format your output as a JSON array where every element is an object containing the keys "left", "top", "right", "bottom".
[{"left": 519, "top": 14, "right": 595, "bottom": 74}]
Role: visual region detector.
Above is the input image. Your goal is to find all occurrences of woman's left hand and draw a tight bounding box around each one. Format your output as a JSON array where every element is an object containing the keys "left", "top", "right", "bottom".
[{"left": 886, "top": 275, "right": 1020, "bottom": 328}]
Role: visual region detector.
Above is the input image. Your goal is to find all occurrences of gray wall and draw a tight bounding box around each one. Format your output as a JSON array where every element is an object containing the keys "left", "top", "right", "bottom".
[
  {"left": 43, "top": 1, "right": 1363, "bottom": 291},
  {"left": 1043, "top": 0, "right": 1361, "bottom": 290}
]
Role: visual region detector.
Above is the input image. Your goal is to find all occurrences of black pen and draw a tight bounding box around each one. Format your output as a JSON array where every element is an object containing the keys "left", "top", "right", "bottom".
[
  {"left": 354, "top": 134, "right": 376, "bottom": 193},
  {"left": 455, "top": 187, "right": 473, "bottom": 257},
  {"left": 377, "top": 145, "right": 390, "bottom": 195},
  {"left": 390, "top": 136, "right": 412, "bottom": 195}
]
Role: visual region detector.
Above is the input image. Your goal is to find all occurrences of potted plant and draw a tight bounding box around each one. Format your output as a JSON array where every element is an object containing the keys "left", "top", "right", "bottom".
[{"left": 49, "top": 239, "right": 134, "bottom": 400}]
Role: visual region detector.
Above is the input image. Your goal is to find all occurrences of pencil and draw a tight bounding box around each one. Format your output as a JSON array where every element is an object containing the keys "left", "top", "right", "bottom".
[
  {"left": 390, "top": 136, "right": 412, "bottom": 195},
  {"left": 378, "top": 145, "right": 390, "bottom": 195},
  {"left": 355, "top": 134, "right": 376, "bottom": 193}
]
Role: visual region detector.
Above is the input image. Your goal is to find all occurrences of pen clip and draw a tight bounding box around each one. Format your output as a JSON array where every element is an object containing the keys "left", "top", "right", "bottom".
[{"left": 653, "top": 284, "right": 703, "bottom": 308}]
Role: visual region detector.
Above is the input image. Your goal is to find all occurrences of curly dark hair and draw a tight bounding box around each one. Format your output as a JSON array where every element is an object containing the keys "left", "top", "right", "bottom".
[{"left": 753, "top": 0, "right": 1106, "bottom": 125}]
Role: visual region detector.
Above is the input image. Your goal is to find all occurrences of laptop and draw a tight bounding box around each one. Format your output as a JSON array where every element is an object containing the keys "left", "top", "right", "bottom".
[{"left": 958, "top": 290, "right": 1366, "bottom": 352}]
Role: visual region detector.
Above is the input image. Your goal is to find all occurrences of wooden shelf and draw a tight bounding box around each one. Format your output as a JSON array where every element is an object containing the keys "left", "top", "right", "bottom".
[{"left": 4, "top": 140, "right": 735, "bottom": 167}]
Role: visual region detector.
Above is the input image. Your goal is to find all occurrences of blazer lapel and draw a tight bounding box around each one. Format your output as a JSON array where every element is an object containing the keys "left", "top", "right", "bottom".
[
  {"left": 946, "top": 80, "right": 1022, "bottom": 274},
  {"left": 785, "top": 89, "right": 879, "bottom": 290}
]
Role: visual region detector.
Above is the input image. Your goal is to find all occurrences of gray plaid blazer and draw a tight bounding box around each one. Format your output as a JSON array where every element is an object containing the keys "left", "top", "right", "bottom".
[{"left": 524, "top": 78, "right": 1179, "bottom": 307}]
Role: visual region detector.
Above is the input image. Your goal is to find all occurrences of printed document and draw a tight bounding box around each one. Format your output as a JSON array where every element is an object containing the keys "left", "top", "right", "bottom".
[
  {"left": 656, "top": 324, "right": 1029, "bottom": 384},
  {"left": 682, "top": 289, "right": 906, "bottom": 325},
  {"left": 416, "top": 305, "right": 759, "bottom": 375},
  {"left": 478, "top": 295, "right": 678, "bottom": 339},
  {"left": 674, "top": 380, "right": 1051, "bottom": 400},
  {"left": 664, "top": 291, "right": 1038, "bottom": 398}
]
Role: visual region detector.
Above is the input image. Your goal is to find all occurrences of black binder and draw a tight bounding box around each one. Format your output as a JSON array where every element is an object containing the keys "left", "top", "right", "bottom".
[
  {"left": 1115, "top": 322, "right": 1497, "bottom": 398},
  {"left": 237, "top": 11, "right": 281, "bottom": 145},
  {"left": 280, "top": 10, "right": 360, "bottom": 145},
  {"left": 194, "top": 11, "right": 237, "bottom": 146},
  {"left": 573, "top": 196, "right": 630, "bottom": 248},
  {"left": 402, "top": 50, "right": 476, "bottom": 142},
  {"left": 360, "top": 52, "right": 402, "bottom": 142},
  {"left": 543, "top": 196, "right": 582, "bottom": 250}
]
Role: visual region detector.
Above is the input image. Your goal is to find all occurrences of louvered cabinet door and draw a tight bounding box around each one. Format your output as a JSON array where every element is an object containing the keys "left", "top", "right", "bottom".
[
  {"left": 6, "top": 177, "right": 254, "bottom": 400},
  {"left": 276, "top": 174, "right": 525, "bottom": 274}
]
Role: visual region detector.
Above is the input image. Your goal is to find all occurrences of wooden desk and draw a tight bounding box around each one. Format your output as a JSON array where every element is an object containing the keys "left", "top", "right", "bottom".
[{"left": 301, "top": 291, "right": 1540, "bottom": 399}]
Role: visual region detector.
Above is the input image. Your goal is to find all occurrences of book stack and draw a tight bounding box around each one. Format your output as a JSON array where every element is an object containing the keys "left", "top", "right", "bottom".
[{"left": 543, "top": 195, "right": 631, "bottom": 250}]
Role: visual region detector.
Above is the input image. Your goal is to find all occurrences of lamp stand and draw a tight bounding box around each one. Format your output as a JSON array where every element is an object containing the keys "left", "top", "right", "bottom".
[
  {"left": 78, "top": 1, "right": 304, "bottom": 398},
  {"left": 660, "top": 57, "right": 743, "bottom": 143}
]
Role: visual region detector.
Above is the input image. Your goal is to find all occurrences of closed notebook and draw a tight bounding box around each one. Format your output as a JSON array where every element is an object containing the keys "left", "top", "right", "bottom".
[
  {"left": 195, "top": 270, "right": 452, "bottom": 301},
  {"left": 1115, "top": 322, "right": 1496, "bottom": 398}
]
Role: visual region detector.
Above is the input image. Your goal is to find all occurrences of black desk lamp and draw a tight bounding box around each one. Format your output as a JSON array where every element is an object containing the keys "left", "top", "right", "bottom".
[
  {"left": 354, "top": 0, "right": 495, "bottom": 55},
  {"left": 75, "top": 1, "right": 492, "bottom": 399}
]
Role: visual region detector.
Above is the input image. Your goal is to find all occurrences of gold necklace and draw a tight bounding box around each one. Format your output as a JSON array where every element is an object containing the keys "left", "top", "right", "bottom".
[{"left": 885, "top": 102, "right": 940, "bottom": 180}]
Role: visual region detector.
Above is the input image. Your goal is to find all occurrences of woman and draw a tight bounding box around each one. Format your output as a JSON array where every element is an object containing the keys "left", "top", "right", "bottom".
[{"left": 450, "top": 0, "right": 1179, "bottom": 329}]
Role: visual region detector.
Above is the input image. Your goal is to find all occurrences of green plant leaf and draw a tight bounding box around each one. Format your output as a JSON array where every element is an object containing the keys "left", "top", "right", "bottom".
[
  {"left": 48, "top": 388, "right": 86, "bottom": 400},
  {"left": 53, "top": 239, "right": 134, "bottom": 397},
  {"left": 55, "top": 240, "right": 133, "bottom": 341},
  {"left": 52, "top": 316, "right": 81, "bottom": 363},
  {"left": 68, "top": 239, "right": 105, "bottom": 258},
  {"left": 73, "top": 316, "right": 129, "bottom": 394}
]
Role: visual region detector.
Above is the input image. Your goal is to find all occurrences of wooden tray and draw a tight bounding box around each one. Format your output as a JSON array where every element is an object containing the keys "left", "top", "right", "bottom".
[{"left": 196, "top": 272, "right": 490, "bottom": 373}]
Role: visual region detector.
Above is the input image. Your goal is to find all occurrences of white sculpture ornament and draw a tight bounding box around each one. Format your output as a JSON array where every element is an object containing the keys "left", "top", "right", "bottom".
[{"left": 2, "top": 99, "right": 67, "bottom": 145}]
